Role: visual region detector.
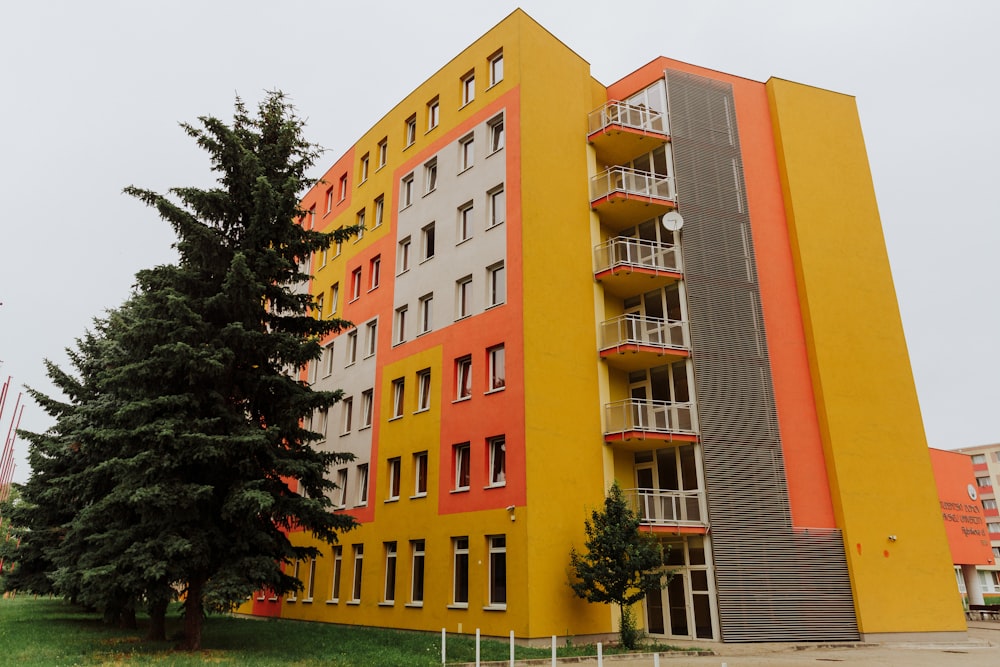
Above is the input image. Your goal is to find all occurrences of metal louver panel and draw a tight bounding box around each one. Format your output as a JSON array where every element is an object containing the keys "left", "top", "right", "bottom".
[{"left": 665, "top": 69, "right": 859, "bottom": 642}]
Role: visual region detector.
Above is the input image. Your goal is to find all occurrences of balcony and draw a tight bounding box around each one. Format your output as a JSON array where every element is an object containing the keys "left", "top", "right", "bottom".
[
  {"left": 590, "top": 168, "right": 676, "bottom": 231},
  {"left": 594, "top": 237, "right": 682, "bottom": 297},
  {"left": 599, "top": 315, "right": 690, "bottom": 371},
  {"left": 605, "top": 399, "right": 697, "bottom": 446},
  {"left": 588, "top": 101, "right": 669, "bottom": 166},
  {"left": 623, "top": 487, "right": 707, "bottom": 532}
]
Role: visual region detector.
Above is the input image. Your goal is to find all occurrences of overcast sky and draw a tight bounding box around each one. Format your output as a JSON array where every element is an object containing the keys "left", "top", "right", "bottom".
[{"left": 2, "top": 1, "right": 997, "bottom": 483}]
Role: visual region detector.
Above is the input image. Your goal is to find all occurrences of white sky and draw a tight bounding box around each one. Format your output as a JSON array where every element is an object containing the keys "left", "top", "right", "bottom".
[{"left": 1, "top": 1, "right": 997, "bottom": 484}]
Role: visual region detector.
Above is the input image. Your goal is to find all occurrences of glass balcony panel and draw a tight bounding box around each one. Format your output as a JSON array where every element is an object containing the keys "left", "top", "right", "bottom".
[
  {"left": 624, "top": 488, "right": 705, "bottom": 527},
  {"left": 593, "top": 237, "right": 681, "bottom": 275},
  {"left": 590, "top": 167, "right": 675, "bottom": 203},
  {"left": 604, "top": 399, "right": 698, "bottom": 436},
  {"left": 600, "top": 315, "right": 689, "bottom": 353}
]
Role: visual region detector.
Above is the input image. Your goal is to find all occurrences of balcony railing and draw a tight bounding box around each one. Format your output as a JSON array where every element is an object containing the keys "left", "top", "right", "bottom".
[
  {"left": 594, "top": 237, "right": 681, "bottom": 276},
  {"left": 591, "top": 167, "right": 675, "bottom": 203},
  {"left": 600, "top": 314, "right": 689, "bottom": 352},
  {"left": 605, "top": 399, "right": 697, "bottom": 436},
  {"left": 623, "top": 488, "right": 705, "bottom": 527},
  {"left": 588, "top": 101, "right": 668, "bottom": 136}
]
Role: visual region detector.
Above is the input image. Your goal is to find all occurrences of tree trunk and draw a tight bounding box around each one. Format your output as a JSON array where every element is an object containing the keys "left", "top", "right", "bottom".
[
  {"left": 146, "top": 595, "right": 168, "bottom": 641},
  {"left": 119, "top": 604, "right": 137, "bottom": 630},
  {"left": 180, "top": 577, "right": 205, "bottom": 651}
]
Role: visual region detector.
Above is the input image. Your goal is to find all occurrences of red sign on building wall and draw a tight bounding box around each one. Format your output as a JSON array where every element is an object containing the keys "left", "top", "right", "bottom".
[{"left": 930, "top": 448, "right": 994, "bottom": 566}]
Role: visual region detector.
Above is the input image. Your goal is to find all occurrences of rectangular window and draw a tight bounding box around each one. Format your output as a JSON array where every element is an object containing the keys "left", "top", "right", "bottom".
[
  {"left": 488, "top": 262, "right": 506, "bottom": 307},
  {"left": 489, "top": 50, "right": 503, "bottom": 86},
  {"left": 387, "top": 457, "right": 401, "bottom": 500},
  {"left": 456, "top": 356, "right": 472, "bottom": 400},
  {"left": 421, "top": 223, "right": 436, "bottom": 261},
  {"left": 488, "top": 115, "right": 504, "bottom": 153},
  {"left": 356, "top": 208, "right": 366, "bottom": 238},
  {"left": 357, "top": 464, "right": 369, "bottom": 506},
  {"left": 346, "top": 330, "right": 358, "bottom": 365},
  {"left": 320, "top": 247, "right": 328, "bottom": 268},
  {"left": 323, "top": 342, "right": 335, "bottom": 377},
  {"left": 410, "top": 540, "right": 425, "bottom": 604},
  {"left": 365, "top": 320, "right": 378, "bottom": 358},
  {"left": 488, "top": 185, "right": 505, "bottom": 227},
  {"left": 990, "top": 522, "right": 1000, "bottom": 534},
  {"left": 972, "top": 454, "right": 987, "bottom": 465},
  {"left": 325, "top": 187, "right": 334, "bottom": 213},
  {"left": 378, "top": 138, "right": 387, "bottom": 168},
  {"left": 458, "top": 202, "right": 474, "bottom": 241},
  {"left": 383, "top": 542, "right": 397, "bottom": 603},
  {"left": 351, "top": 545, "right": 364, "bottom": 602},
  {"left": 351, "top": 268, "right": 362, "bottom": 301},
  {"left": 330, "top": 546, "right": 343, "bottom": 602},
  {"left": 288, "top": 561, "right": 300, "bottom": 601},
  {"left": 461, "top": 71, "right": 475, "bottom": 105},
  {"left": 395, "top": 306, "right": 408, "bottom": 344},
  {"left": 398, "top": 237, "right": 411, "bottom": 273},
  {"left": 369, "top": 256, "right": 381, "bottom": 290},
  {"left": 341, "top": 396, "right": 354, "bottom": 434},
  {"left": 457, "top": 276, "right": 473, "bottom": 319},
  {"left": 335, "top": 469, "right": 348, "bottom": 507},
  {"left": 330, "top": 283, "right": 340, "bottom": 314},
  {"left": 488, "top": 344, "right": 505, "bottom": 390},
  {"left": 308, "top": 358, "right": 319, "bottom": 385},
  {"left": 400, "top": 174, "right": 414, "bottom": 209},
  {"left": 489, "top": 436, "right": 506, "bottom": 486},
  {"left": 361, "top": 389, "right": 374, "bottom": 428},
  {"left": 414, "top": 451, "right": 428, "bottom": 496},
  {"left": 454, "top": 442, "right": 470, "bottom": 490},
  {"left": 309, "top": 206, "right": 316, "bottom": 229},
  {"left": 427, "top": 97, "right": 440, "bottom": 131},
  {"left": 392, "top": 378, "right": 405, "bottom": 418},
  {"left": 405, "top": 115, "right": 417, "bottom": 147},
  {"left": 305, "top": 558, "right": 316, "bottom": 601},
  {"left": 374, "top": 195, "right": 384, "bottom": 227},
  {"left": 417, "top": 369, "right": 431, "bottom": 411},
  {"left": 459, "top": 134, "right": 474, "bottom": 171},
  {"left": 424, "top": 158, "right": 437, "bottom": 193},
  {"left": 984, "top": 499, "right": 998, "bottom": 510},
  {"left": 419, "top": 293, "right": 433, "bottom": 334},
  {"left": 314, "top": 294, "right": 325, "bottom": 321},
  {"left": 452, "top": 537, "right": 469, "bottom": 605},
  {"left": 488, "top": 536, "right": 507, "bottom": 606},
  {"left": 335, "top": 227, "right": 343, "bottom": 256},
  {"left": 978, "top": 476, "right": 992, "bottom": 488},
  {"left": 339, "top": 174, "right": 348, "bottom": 202},
  {"left": 360, "top": 153, "right": 370, "bottom": 183},
  {"left": 315, "top": 408, "right": 328, "bottom": 439}
]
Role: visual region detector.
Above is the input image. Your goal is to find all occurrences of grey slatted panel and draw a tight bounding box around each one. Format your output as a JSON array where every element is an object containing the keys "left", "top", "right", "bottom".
[{"left": 665, "top": 69, "right": 859, "bottom": 642}]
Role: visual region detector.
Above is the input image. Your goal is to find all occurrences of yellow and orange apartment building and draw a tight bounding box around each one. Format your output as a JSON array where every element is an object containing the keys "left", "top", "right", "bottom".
[{"left": 239, "top": 10, "right": 968, "bottom": 643}]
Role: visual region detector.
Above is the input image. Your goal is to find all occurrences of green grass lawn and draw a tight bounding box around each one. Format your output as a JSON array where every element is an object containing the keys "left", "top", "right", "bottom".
[{"left": 0, "top": 596, "right": 700, "bottom": 665}]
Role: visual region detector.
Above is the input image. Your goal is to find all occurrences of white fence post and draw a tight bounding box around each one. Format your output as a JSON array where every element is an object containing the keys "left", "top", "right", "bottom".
[
  {"left": 441, "top": 628, "right": 446, "bottom": 665},
  {"left": 597, "top": 641, "right": 603, "bottom": 666},
  {"left": 509, "top": 630, "right": 515, "bottom": 666},
  {"left": 653, "top": 653, "right": 660, "bottom": 667},
  {"left": 476, "top": 628, "right": 481, "bottom": 667},
  {"left": 551, "top": 634, "right": 557, "bottom": 666}
]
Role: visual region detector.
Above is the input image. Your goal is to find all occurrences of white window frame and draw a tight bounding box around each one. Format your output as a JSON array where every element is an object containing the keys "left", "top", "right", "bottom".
[
  {"left": 357, "top": 464, "right": 369, "bottom": 506},
  {"left": 488, "top": 262, "right": 506, "bottom": 307},
  {"left": 351, "top": 544, "right": 364, "bottom": 602},
  {"left": 488, "top": 344, "right": 505, "bottom": 391},
  {"left": 424, "top": 158, "right": 438, "bottom": 194},
  {"left": 400, "top": 174, "right": 414, "bottom": 209},
  {"left": 387, "top": 457, "right": 401, "bottom": 500},
  {"left": 421, "top": 223, "right": 436, "bottom": 261},
  {"left": 341, "top": 396, "right": 354, "bottom": 434},
  {"left": 461, "top": 71, "right": 475, "bottom": 106},
  {"left": 488, "top": 115, "right": 504, "bottom": 154},
  {"left": 419, "top": 293, "right": 433, "bottom": 334},
  {"left": 378, "top": 138, "right": 387, "bottom": 168},
  {"left": 374, "top": 195, "right": 384, "bottom": 227},
  {"left": 489, "top": 50, "right": 503, "bottom": 87},
  {"left": 323, "top": 342, "right": 335, "bottom": 377},
  {"left": 356, "top": 208, "right": 366, "bottom": 239},
  {"left": 329, "top": 545, "right": 343, "bottom": 602},
  {"left": 346, "top": 330, "right": 358, "bottom": 366},
  {"left": 351, "top": 267, "right": 362, "bottom": 301},
  {"left": 392, "top": 377, "right": 405, "bottom": 418},
  {"left": 304, "top": 557, "right": 316, "bottom": 602},
  {"left": 457, "top": 275, "right": 473, "bottom": 319},
  {"left": 325, "top": 187, "right": 334, "bottom": 213},
  {"left": 365, "top": 320, "right": 378, "bottom": 358},
  {"left": 410, "top": 540, "right": 425, "bottom": 605},
  {"left": 383, "top": 542, "right": 397, "bottom": 603},
  {"left": 417, "top": 369, "right": 431, "bottom": 412},
  {"left": 330, "top": 282, "right": 339, "bottom": 314},
  {"left": 454, "top": 442, "right": 471, "bottom": 491},
  {"left": 339, "top": 174, "right": 348, "bottom": 202},
  {"left": 405, "top": 115, "right": 417, "bottom": 147},
  {"left": 456, "top": 356, "right": 472, "bottom": 400},
  {"left": 361, "top": 389, "right": 374, "bottom": 428},
  {"left": 488, "top": 436, "right": 506, "bottom": 487},
  {"left": 459, "top": 134, "right": 474, "bottom": 171},
  {"left": 488, "top": 185, "right": 505, "bottom": 228},
  {"left": 452, "top": 537, "right": 469, "bottom": 606},
  {"left": 458, "top": 201, "right": 474, "bottom": 242},
  {"left": 413, "top": 451, "right": 428, "bottom": 497},
  {"left": 360, "top": 153, "right": 369, "bottom": 183},
  {"left": 398, "top": 237, "right": 411, "bottom": 274},
  {"left": 487, "top": 535, "right": 507, "bottom": 608},
  {"left": 395, "top": 306, "right": 408, "bottom": 345},
  {"left": 369, "top": 256, "right": 381, "bottom": 291},
  {"left": 427, "top": 97, "right": 440, "bottom": 131},
  {"left": 335, "top": 468, "right": 348, "bottom": 508}
]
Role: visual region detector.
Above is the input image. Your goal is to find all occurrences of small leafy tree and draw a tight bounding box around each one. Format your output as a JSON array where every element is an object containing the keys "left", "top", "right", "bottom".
[{"left": 569, "top": 482, "right": 668, "bottom": 649}]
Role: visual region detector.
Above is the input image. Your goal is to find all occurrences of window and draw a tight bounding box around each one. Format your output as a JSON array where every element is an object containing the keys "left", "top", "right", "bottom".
[
  {"left": 387, "top": 457, "right": 401, "bottom": 500},
  {"left": 489, "top": 50, "right": 503, "bottom": 86},
  {"left": 984, "top": 499, "right": 998, "bottom": 510},
  {"left": 420, "top": 223, "right": 435, "bottom": 261},
  {"left": 452, "top": 537, "right": 469, "bottom": 605},
  {"left": 308, "top": 358, "right": 319, "bottom": 385},
  {"left": 361, "top": 389, "right": 374, "bottom": 428},
  {"left": 488, "top": 535, "right": 507, "bottom": 606},
  {"left": 972, "top": 454, "right": 987, "bottom": 465},
  {"left": 305, "top": 558, "right": 316, "bottom": 601},
  {"left": 335, "top": 227, "right": 343, "bottom": 257},
  {"left": 978, "top": 476, "right": 992, "bottom": 488},
  {"left": 400, "top": 174, "right": 414, "bottom": 209},
  {"left": 456, "top": 356, "right": 472, "bottom": 400},
  {"left": 377, "top": 138, "right": 387, "bottom": 168},
  {"left": 341, "top": 397, "right": 354, "bottom": 434},
  {"left": 323, "top": 342, "right": 335, "bottom": 377},
  {"left": 487, "top": 344, "right": 506, "bottom": 391},
  {"left": 365, "top": 320, "right": 378, "bottom": 358},
  {"left": 417, "top": 369, "right": 431, "bottom": 411},
  {"left": 314, "top": 294, "right": 325, "bottom": 321},
  {"left": 308, "top": 206, "right": 316, "bottom": 229},
  {"left": 489, "top": 436, "right": 506, "bottom": 486},
  {"left": 325, "top": 187, "right": 334, "bottom": 213},
  {"left": 288, "top": 561, "right": 300, "bottom": 601},
  {"left": 461, "top": 71, "right": 475, "bottom": 105},
  {"left": 424, "top": 159, "right": 438, "bottom": 193},
  {"left": 994, "top": 546, "right": 1000, "bottom": 558},
  {"left": 320, "top": 247, "right": 328, "bottom": 268},
  {"left": 356, "top": 208, "right": 366, "bottom": 238},
  {"left": 488, "top": 262, "right": 506, "bottom": 307},
  {"left": 369, "top": 256, "right": 381, "bottom": 290},
  {"left": 457, "top": 276, "right": 473, "bottom": 319},
  {"left": 459, "top": 134, "right": 474, "bottom": 171},
  {"left": 315, "top": 408, "right": 328, "bottom": 439},
  {"left": 488, "top": 185, "right": 505, "bottom": 227},
  {"left": 405, "top": 115, "right": 417, "bottom": 147},
  {"left": 357, "top": 464, "right": 369, "bottom": 506},
  {"left": 339, "top": 174, "right": 348, "bottom": 202},
  {"left": 419, "top": 294, "right": 433, "bottom": 334},
  {"left": 410, "top": 540, "right": 425, "bottom": 604},
  {"left": 335, "top": 469, "right": 348, "bottom": 507},
  {"left": 374, "top": 195, "right": 384, "bottom": 227},
  {"left": 392, "top": 378, "right": 405, "bottom": 418},
  {"left": 413, "top": 451, "right": 428, "bottom": 496},
  {"left": 330, "top": 283, "right": 340, "bottom": 314},
  {"left": 395, "top": 306, "right": 408, "bottom": 344},
  {"left": 346, "top": 330, "right": 358, "bottom": 365},
  {"left": 330, "top": 546, "right": 343, "bottom": 602},
  {"left": 351, "top": 545, "right": 364, "bottom": 602},
  {"left": 990, "top": 522, "right": 1000, "bottom": 535},
  {"left": 458, "top": 202, "right": 474, "bottom": 241},
  {"left": 398, "top": 237, "right": 411, "bottom": 273},
  {"left": 427, "top": 97, "right": 440, "bottom": 131},
  {"left": 351, "top": 267, "right": 362, "bottom": 301},
  {"left": 454, "top": 442, "right": 470, "bottom": 490},
  {"left": 488, "top": 115, "right": 504, "bottom": 153},
  {"left": 360, "top": 153, "right": 370, "bottom": 182},
  {"left": 383, "top": 542, "right": 397, "bottom": 603}
]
